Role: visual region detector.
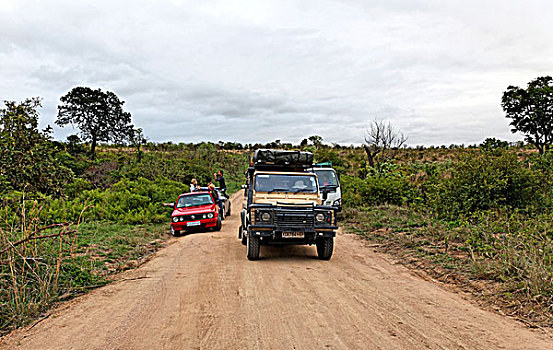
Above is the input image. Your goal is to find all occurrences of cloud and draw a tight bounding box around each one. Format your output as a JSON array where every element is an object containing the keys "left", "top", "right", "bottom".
[{"left": 1, "top": 0, "right": 552, "bottom": 145}]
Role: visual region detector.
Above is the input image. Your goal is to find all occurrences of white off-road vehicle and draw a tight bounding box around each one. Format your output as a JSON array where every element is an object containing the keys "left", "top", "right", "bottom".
[{"left": 312, "top": 162, "right": 342, "bottom": 211}]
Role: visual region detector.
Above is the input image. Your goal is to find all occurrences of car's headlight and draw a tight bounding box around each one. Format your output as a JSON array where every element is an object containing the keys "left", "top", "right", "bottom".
[
  {"left": 207, "top": 213, "right": 214, "bottom": 219},
  {"left": 172, "top": 216, "right": 179, "bottom": 223},
  {"left": 261, "top": 212, "right": 271, "bottom": 222},
  {"left": 316, "top": 213, "right": 326, "bottom": 222}
]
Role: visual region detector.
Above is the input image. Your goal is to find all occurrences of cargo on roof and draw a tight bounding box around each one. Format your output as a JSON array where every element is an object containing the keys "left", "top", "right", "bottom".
[{"left": 253, "top": 149, "right": 313, "bottom": 167}]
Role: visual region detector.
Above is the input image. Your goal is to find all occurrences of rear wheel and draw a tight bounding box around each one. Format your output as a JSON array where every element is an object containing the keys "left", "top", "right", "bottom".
[
  {"left": 247, "top": 235, "right": 260, "bottom": 260},
  {"left": 171, "top": 227, "right": 181, "bottom": 237},
  {"left": 316, "top": 237, "right": 334, "bottom": 260}
]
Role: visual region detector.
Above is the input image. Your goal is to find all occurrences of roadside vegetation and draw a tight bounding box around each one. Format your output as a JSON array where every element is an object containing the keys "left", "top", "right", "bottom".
[
  {"left": 329, "top": 145, "right": 553, "bottom": 326},
  {"left": 329, "top": 76, "right": 553, "bottom": 326},
  {"left": 0, "top": 95, "right": 250, "bottom": 336},
  {"left": 1, "top": 75, "right": 551, "bottom": 334}
]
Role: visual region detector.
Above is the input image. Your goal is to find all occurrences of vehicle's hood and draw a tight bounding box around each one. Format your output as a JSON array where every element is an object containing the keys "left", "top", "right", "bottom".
[
  {"left": 253, "top": 192, "right": 321, "bottom": 206},
  {"left": 172, "top": 204, "right": 216, "bottom": 216}
]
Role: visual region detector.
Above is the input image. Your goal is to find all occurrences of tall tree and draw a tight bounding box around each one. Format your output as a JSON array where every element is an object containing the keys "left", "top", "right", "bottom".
[
  {"left": 501, "top": 76, "right": 553, "bottom": 155},
  {"left": 56, "top": 87, "right": 134, "bottom": 158}
]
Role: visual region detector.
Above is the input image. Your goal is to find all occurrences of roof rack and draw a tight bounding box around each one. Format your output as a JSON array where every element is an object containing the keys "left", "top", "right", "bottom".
[
  {"left": 252, "top": 149, "right": 313, "bottom": 167},
  {"left": 246, "top": 149, "right": 314, "bottom": 177},
  {"left": 313, "top": 161, "right": 333, "bottom": 168}
]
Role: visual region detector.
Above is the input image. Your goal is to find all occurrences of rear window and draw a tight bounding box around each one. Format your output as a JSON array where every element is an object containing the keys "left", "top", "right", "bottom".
[{"left": 176, "top": 193, "right": 214, "bottom": 208}]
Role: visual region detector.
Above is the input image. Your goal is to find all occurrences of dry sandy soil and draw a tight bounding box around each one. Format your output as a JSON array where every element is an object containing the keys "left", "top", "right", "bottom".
[{"left": 2, "top": 192, "right": 553, "bottom": 350}]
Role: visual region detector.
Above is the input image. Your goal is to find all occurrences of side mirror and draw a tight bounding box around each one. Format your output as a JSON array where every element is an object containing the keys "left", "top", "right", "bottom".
[{"left": 162, "top": 202, "right": 175, "bottom": 208}]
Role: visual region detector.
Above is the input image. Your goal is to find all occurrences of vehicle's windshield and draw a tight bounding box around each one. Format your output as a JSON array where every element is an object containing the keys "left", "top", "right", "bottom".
[
  {"left": 176, "top": 193, "right": 213, "bottom": 208},
  {"left": 254, "top": 174, "right": 318, "bottom": 193},
  {"left": 314, "top": 169, "right": 339, "bottom": 187}
]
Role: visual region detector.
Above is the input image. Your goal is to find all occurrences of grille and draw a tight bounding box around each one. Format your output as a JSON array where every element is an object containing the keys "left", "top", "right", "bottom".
[
  {"left": 180, "top": 213, "right": 208, "bottom": 221},
  {"left": 276, "top": 212, "right": 314, "bottom": 228}
]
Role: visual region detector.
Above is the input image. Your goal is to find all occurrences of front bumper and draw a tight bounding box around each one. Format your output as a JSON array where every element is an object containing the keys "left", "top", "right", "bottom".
[
  {"left": 248, "top": 226, "right": 335, "bottom": 244},
  {"left": 248, "top": 203, "right": 338, "bottom": 244},
  {"left": 171, "top": 218, "right": 218, "bottom": 231}
]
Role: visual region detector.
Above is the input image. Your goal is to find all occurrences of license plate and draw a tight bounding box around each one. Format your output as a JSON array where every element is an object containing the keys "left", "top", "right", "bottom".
[
  {"left": 186, "top": 221, "right": 201, "bottom": 227},
  {"left": 282, "top": 231, "right": 304, "bottom": 238}
]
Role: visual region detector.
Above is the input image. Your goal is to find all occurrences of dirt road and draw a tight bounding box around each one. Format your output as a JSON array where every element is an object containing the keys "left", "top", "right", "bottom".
[{"left": 2, "top": 191, "right": 553, "bottom": 350}]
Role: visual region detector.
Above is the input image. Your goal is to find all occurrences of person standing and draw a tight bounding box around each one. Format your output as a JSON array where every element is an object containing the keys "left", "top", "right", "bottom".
[
  {"left": 208, "top": 182, "right": 223, "bottom": 212},
  {"left": 214, "top": 170, "right": 227, "bottom": 197},
  {"left": 190, "top": 178, "right": 198, "bottom": 192}
]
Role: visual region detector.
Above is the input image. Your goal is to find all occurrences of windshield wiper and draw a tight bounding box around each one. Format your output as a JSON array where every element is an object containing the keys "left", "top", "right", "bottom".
[
  {"left": 294, "top": 189, "right": 316, "bottom": 193},
  {"left": 267, "top": 188, "right": 290, "bottom": 193}
]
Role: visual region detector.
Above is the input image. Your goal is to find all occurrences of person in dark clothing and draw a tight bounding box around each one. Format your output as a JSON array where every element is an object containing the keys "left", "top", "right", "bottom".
[
  {"left": 214, "top": 170, "right": 228, "bottom": 198},
  {"left": 208, "top": 183, "right": 223, "bottom": 213},
  {"left": 208, "top": 183, "right": 219, "bottom": 201}
]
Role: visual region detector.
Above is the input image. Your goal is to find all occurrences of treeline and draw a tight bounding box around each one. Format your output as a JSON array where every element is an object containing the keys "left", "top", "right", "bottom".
[{"left": 154, "top": 136, "right": 524, "bottom": 152}]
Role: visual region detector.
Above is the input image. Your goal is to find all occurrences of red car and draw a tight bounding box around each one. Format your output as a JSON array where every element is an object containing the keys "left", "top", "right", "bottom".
[{"left": 170, "top": 191, "right": 222, "bottom": 236}]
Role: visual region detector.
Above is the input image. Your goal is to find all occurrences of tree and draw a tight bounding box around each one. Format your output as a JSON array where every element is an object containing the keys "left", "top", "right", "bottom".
[
  {"left": 501, "top": 76, "right": 553, "bottom": 155},
  {"left": 308, "top": 135, "right": 323, "bottom": 148},
  {"left": 480, "top": 137, "right": 509, "bottom": 151},
  {"left": 363, "top": 120, "right": 407, "bottom": 173},
  {"left": 0, "top": 98, "right": 72, "bottom": 195},
  {"left": 56, "top": 87, "right": 134, "bottom": 158},
  {"left": 130, "top": 128, "right": 148, "bottom": 162}
]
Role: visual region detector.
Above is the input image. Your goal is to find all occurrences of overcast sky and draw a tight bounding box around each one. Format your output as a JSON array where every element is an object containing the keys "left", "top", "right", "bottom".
[{"left": 1, "top": 0, "right": 552, "bottom": 146}]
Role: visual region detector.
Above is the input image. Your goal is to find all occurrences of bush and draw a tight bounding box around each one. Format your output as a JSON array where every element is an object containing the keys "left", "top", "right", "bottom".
[
  {"left": 41, "top": 177, "right": 187, "bottom": 224},
  {"left": 425, "top": 151, "right": 543, "bottom": 219},
  {"left": 362, "top": 175, "right": 415, "bottom": 206},
  {"left": 341, "top": 175, "right": 368, "bottom": 207},
  {"left": 341, "top": 172, "right": 417, "bottom": 207}
]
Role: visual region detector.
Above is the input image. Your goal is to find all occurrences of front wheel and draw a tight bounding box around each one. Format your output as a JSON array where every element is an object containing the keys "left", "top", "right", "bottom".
[
  {"left": 171, "top": 227, "right": 181, "bottom": 237},
  {"left": 316, "top": 237, "right": 334, "bottom": 260},
  {"left": 238, "top": 225, "right": 247, "bottom": 245},
  {"left": 247, "top": 235, "right": 260, "bottom": 260},
  {"left": 214, "top": 216, "right": 222, "bottom": 231},
  {"left": 241, "top": 228, "right": 247, "bottom": 246}
]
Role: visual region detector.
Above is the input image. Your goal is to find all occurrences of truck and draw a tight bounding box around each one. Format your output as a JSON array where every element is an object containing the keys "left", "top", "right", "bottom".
[
  {"left": 312, "top": 162, "right": 342, "bottom": 211},
  {"left": 238, "top": 149, "right": 338, "bottom": 260}
]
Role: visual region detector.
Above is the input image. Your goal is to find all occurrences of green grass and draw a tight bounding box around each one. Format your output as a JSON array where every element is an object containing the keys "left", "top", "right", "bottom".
[
  {"left": 73, "top": 222, "right": 168, "bottom": 275},
  {"left": 341, "top": 204, "right": 553, "bottom": 327},
  {"left": 0, "top": 221, "right": 170, "bottom": 337}
]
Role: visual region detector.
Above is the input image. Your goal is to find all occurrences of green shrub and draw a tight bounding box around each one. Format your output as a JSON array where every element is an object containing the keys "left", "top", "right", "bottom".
[
  {"left": 362, "top": 175, "right": 415, "bottom": 206},
  {"left": 341, "top": 172, "right": 417, "bottom": 207},
  {"left": 425, "top": 151, "right": 542, "bottom": 219},
  {"left": 41, "top": 177, "right": 187, "bottom": 224},
  {"left": 341, "top": 175, "right": 368, "bottom": 207}
]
